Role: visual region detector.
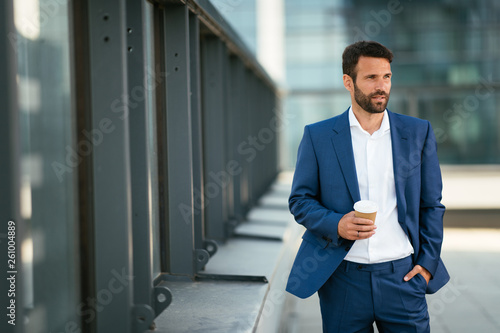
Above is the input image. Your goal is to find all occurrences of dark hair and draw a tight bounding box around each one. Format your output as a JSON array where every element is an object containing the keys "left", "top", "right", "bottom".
[{"left": 342, "top": 41, "right": 393, "bottom": 82}]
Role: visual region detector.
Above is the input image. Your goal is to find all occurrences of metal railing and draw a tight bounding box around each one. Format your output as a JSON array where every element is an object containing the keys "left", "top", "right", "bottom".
[{"left": 0, "top": 0, "right": 279, "bottom": 332}]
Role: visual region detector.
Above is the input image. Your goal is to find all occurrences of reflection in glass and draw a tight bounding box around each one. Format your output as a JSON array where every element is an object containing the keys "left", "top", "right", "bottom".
[{"left": 14, "top": 0, "right": 80, "bottom": 331}]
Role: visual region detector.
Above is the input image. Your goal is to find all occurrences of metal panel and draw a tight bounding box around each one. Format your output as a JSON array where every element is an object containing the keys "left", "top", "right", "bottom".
[
  {"left": 252, "top": 77, "right": 262, "bottom": 199},
  {"left": 124, "top": 0, "right": 161, "bottom": 330},
  {"left": 163, "top": 4, "right": 202, "bottom": 275},
  {"left": 87, "top": 0, "right": 133, "bottom": 331},
  {"left": 246, "top": 73, "right": 258, "bottom": 208},
  {"left": 223, "top": 52, "right": 235, "bottom": 230},
  {"left": 188, "top": 14, "right": 217, "bottom": 261},
  {"left": 0, "top": 1, "right": 22, "bottom": 333},
  {"left": 227, "top": 56, "right": 245, "bottom": 222},
  {"left": 257, "top": 78, "right": 270, "bottom": 197},
  {"left": 239, "top": 67, "right": 253, "bottom": 216},
  {"left": 152, "top": 3, "right": 169, "bottom": 276},
  {"left": 71, "top": 2, "right": 96, "bottom": 332},
  {"left": 270, "top": 90, "right": 280, "bottom": 181},
  {"left": 189, "top": 14, "right": 205, "bottom": 252},
  {"left": 201, "top": 36, "right": 228, "bottom": 241}
]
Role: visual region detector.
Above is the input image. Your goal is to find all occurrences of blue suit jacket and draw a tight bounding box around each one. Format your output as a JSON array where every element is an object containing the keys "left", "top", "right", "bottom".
[{"left": 286, "top": 109, "right": 450, "bottom": 299}]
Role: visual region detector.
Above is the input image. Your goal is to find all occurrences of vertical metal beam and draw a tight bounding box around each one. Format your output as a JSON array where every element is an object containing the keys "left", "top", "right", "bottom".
[
  {"left": 253, "top": 78, "right": 263, "bottom": 199},
  {"left": 228, "top": 56, "right": 245, "bottom": 222},
  {"left": 0, "top": 1, "right": 22, "bottom": 333},
  {"left": 189, "top": 14, "right": 217, "bottom": 265},
  {"left": 259, "top": 79, "right": 271, "bottom": 196},
  {"left": 223, "top": 52, "right": 236, "bottom": 230},
  {"left": 124, "top": 0, "right": 168, "bottom": 330},
  {"left": 126, "top": 0, "right": 152, "bottom": 299},
  {"left": 246, "top": 73, "right": 258, "bottom": 208},
  {"left": 71, "top": 1, "right": 96, "bottom": 331},
  {"left": 87, "top": 0, "right": 133, "bottom": 331},
  {"left": 201, "top": 36, "right": 228, "bottom": 241},
  {"left": 0, "top": 0, "right": 17, "bottom": 219},
  {"left": 163, "top": 4, "right": 204, "bottom": 275},
  {"left": 153, "top": 3, "right": 169, "bottom": 276},
  {"left": 272, "top": 90, "right": 280, "bottom": 181},
  {"left": 189, "top": 14, "right": 205, "bottom": 253},
  {"left": 239, "top": 67, "right": 253, "bottom": 215},
  {"left": 268, "top": 87, "right": 279, "bottom": 188}
]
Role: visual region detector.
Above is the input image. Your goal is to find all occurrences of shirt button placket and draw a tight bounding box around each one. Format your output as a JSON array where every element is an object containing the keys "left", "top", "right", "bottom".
[
  {"left": 365, "top": 137, "right": 376, "bottom": 260},
  {"left": 366, "top": 137, "right": 376, "bottom": 201},
  {"left": 366, "top": 136, "right": 377, "bottom": 262}
]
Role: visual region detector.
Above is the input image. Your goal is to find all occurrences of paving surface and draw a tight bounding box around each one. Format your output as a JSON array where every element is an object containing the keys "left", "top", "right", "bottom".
[{"left": 286, "top": 228, "right": 500, "bottom": 333}]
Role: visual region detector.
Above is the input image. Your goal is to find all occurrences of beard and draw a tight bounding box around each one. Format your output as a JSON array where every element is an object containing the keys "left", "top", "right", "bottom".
[{"left": 353, "top": 83, "right": 390, "bottom": 114}]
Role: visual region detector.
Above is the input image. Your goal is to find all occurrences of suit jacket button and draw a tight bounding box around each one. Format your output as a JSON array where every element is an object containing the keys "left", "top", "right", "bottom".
[{"left": 345, "top": 246, "right": 350, "bottom": 251}]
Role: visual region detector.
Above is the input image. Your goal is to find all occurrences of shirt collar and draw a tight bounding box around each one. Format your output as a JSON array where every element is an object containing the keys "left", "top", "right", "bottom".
[{"left": 348, "top": 106, "right": 390, "bottom": 135}]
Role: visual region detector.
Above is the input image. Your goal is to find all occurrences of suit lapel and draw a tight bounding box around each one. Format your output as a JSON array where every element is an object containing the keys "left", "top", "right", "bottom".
[
  {"left": 331, "top": 110, "right": 361, "bottom": 204},
  {"left": 331, "top": 110, "right": 409, "bottom": 224},
  {"left": 388, "top": 110, "right": 409, "bottom": 226}
]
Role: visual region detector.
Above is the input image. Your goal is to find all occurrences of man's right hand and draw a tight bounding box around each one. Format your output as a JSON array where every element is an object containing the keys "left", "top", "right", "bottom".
[{"left": 338, "top": 211, "right": 377, "bottom": 240}]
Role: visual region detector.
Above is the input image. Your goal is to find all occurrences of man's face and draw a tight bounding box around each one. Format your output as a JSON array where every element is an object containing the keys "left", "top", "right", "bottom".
[{"left": 351, "top": 56, "right": 392, "bottom": 114}]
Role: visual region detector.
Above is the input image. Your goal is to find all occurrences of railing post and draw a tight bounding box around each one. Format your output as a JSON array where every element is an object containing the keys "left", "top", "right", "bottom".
[
  {"left": 87, "top": 0, "right": 133, "bottom": 331},
  {"left": 162, "top": 4, "right": 209, "bottom": 275},
  {"left": 201, "top": 36, "right": 229, "bottom": 241}
]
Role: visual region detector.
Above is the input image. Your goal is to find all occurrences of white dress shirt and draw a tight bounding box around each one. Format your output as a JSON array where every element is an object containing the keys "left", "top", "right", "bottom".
[{"left": 344, "top": 107, "right": 414, "bottom": 264}]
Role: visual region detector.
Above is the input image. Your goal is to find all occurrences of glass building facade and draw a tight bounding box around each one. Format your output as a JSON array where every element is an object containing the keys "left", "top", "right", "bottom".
[
  {"left": 217, "top": 0, "right": 500, "bottom": 168},
  {"left": 211, "top": 0, "right": 258, "bottom": 54}
]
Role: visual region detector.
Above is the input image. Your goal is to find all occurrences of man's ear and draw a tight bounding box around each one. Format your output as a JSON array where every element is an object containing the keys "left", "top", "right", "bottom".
[{"left": 343, "top": 74, "right": 353, "bottom": 92}]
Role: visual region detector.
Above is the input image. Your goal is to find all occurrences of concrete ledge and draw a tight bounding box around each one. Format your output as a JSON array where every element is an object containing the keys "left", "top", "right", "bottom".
[
  {"left": 149, "top": 178, "right": 301, "bottom": 333},
  {"left": 152, "top": 279, "right": 269, "bottom": 332},
  {"left": 441, "top": 165, "right": 500, "bottom": 210},
  {"left": 444, "top": 209, "right": 500, "bottom": 228}
]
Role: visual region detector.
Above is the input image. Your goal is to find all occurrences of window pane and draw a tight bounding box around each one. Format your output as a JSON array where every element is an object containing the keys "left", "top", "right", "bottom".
[
  {"left": 419, "top": 91, "right": 500, "bottom": 164},
  {"left": 14, "top": 0, "right": 80, "bottom": 331}
]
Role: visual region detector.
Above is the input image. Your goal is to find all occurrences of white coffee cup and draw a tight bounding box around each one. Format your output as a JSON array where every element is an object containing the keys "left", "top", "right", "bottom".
[{"left": 354, "top": 200, "right": 378, "bottom": 222}]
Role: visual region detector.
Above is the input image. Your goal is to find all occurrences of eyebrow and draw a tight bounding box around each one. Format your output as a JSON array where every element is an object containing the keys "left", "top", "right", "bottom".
[{"left": 363, "top": 72, "right": 392, "bottom": 78}]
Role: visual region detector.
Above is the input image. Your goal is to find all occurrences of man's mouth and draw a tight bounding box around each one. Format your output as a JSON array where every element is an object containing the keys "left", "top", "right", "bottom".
[{"left": 372, "top": 95, "right": 386, "bottom": 102}]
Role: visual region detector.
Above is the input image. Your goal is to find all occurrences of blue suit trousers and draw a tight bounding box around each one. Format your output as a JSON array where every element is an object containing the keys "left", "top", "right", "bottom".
[{"left": 317, "top": 256, "right": 430, "bottom": 333}]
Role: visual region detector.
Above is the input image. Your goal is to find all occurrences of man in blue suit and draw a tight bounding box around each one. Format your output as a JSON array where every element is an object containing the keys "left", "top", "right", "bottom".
[{"left": 286, "top": 41, "right": 449, "bottom": 332}]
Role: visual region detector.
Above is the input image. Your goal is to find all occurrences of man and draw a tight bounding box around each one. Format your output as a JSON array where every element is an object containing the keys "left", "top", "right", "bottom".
[{"left": 286, "top": 41, "right": 449, "bottom": 332}]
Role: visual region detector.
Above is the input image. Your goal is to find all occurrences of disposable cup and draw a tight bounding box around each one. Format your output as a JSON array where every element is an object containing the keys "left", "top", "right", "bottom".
[{"left": 354, "top": 200, "right": 378, "bottom": 222}]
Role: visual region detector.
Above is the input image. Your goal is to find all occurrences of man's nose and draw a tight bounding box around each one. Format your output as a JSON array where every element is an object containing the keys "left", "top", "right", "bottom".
[{"left": 375, "top": 78, "right": 389, "bottom": 91}]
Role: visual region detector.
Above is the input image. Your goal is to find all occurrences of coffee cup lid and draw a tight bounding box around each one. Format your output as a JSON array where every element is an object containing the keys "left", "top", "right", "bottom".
[{"left": 354, "top": 200, "right": 378, "bottom": 213}]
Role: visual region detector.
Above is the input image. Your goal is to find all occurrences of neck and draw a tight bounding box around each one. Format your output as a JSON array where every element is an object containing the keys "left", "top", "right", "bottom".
[{"left": 351, "top": 104, "right": 384, "bottom": 135}]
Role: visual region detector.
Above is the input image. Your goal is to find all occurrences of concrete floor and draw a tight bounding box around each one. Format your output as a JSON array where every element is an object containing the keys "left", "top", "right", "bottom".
[{"left": 285, "top": 228, "right": 500, "bottom": 333}]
